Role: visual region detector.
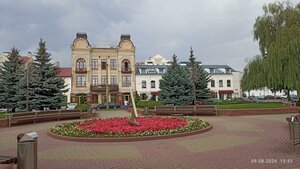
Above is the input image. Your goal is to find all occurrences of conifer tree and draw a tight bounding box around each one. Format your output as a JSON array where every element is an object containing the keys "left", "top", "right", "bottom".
[
  {"left": 187, "top": 48, "right": 211, "bottom": 101},
  {"left": 0, "top": 48, "right": 24, "bottom": 112},
  {"left": 16, "top": 62, "right": 39, "bottom": 111},
  {"left": 31, "top": 39, "right": 68, "bottom": 110},
  {"left": 159, "top": 55, "right": 193, "bottom": 105}
]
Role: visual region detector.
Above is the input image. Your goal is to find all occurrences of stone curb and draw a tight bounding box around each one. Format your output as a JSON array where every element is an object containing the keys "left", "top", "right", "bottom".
[{"left": 47, "top": 125, "right": 213, "bottom": 142}]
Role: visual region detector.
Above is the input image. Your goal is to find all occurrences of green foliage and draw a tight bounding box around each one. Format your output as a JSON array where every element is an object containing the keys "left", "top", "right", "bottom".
[
  {"left": 30, "top": 39, "right": 68, "bottom": 110},
  {"left": 159, "top": 55, "right": 194, "bottom": 105},
  {"left": 135, "top": 92, "right": 141, "bottom": 104},
  {"left": 187, "top": 48, "right": 211, "bottom": 100},
  {"left": 217, "top": 102, "right": 284, "bottom": 109},
  {"left": 0, "top": 48, "right": 24, "bottom": 112},
  {"left": 0, "top": 112, "right": 7, "bottom": 119},
  {"left": 75, "top": 104, "right": 89, "bottom": 112},
  {"left": 246, "top": 1, "right": 300, "bottom": 100},
  {"left": 136, "top": 101, "right": 163, "bottom": 108}
]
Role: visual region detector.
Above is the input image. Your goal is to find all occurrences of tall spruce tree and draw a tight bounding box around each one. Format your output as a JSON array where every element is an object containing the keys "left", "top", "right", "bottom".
[
  {"left": 159, "top": 55, "right": 193, "bottom": 105},
  {"left": 31, "top": 39, "right": 68, "bottom": 110},
  {"left": 16, "top": 62, "right": 39, "bottom": 111},
  {"left": 0, "top": 48, "right": 24, "bottom": 112},
  {"left": 187, "top": 48, "right": 211, "bottom": 101}
]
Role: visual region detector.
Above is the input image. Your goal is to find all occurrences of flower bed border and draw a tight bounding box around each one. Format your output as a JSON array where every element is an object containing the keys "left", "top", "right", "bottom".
[{"left": 47, "top": 124, "right": 212, "bottom": 142}]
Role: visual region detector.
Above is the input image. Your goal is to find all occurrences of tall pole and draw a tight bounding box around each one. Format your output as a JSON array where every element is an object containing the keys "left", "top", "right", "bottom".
[
  {"left": 128, "top": 85, "right": 139, "bottom": 126},
  {"left": 106, "top": 56, "right": 109, "bottom": 109},
  {"left": 26, "top": 63, "right": 31, "bottom": 111}
]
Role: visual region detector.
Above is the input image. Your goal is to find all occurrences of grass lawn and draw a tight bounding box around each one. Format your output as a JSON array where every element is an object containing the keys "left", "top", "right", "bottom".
[
  {"left": 0, "top": 112, "right": 7, "bottom": 119},
  {"left": 217, "top": 102, "right": 285, "bottom": 109}
]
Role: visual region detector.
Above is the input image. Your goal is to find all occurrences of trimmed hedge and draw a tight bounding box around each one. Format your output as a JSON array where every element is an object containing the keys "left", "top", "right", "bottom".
[{"left": 136, "top": 101, "right": 163, "bottom": 108}]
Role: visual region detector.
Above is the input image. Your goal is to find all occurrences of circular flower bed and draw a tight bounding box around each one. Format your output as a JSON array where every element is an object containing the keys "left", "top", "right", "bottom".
[{"left": 50, "top": 116, "right": 210, "bottom": 138}]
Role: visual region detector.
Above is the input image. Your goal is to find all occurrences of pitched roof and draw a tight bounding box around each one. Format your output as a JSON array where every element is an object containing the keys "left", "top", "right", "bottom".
[
  {"left": 56, "top": 68, "right": 72, "bottom": 77},
  {"left": 20, "top": 56, "right": 30, "bottom": 63}
]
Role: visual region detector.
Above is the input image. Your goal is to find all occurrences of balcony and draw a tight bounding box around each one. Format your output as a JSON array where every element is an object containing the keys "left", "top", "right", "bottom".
[
  {"left": 121, "top": 68, "right": 132, "bottom": 73},
  {"left": 90, "top": 84, "right": 119, "bottom": 92},
  {"left": 75, "top": 68, "right": 87, "bottom": 74}
]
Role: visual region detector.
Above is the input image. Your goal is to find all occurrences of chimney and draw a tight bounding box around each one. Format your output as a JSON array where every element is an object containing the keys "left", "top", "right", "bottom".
[
  {"left": 55, "top": 62, "right": 60, "bottom": 68},
  {"left": 121, "top": 34, "right": 130, "bottom": 41},
  {"left": 76, "top": 32, "right": 87, "bottom": 39}
]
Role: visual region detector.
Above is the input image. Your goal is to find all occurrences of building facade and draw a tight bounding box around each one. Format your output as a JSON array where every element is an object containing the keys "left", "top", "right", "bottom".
[
  {"left": 136, "top": 55, "right": 243, "bottom": 100},
  {"left": 56, "top": 68, "right": 72, "bottom": 103},
  {"left": 70, "top": 33, "right": 136, "bottom": 105}
]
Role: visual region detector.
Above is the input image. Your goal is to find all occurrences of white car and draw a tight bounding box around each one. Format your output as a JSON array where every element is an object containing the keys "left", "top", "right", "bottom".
[{"left": 67, "top": 103, "right": 77, "bottom": 110}]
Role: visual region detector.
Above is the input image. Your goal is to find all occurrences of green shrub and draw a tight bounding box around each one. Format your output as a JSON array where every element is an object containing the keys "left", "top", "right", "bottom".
[
  {"left": 136, "top": 101, "right": 163, "bottom": 108},
  {"left": 75, "top": 104, "right": 89, "bottom": 112}
]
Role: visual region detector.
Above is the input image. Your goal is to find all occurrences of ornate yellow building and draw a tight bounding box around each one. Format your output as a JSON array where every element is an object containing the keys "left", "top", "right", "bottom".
[{"left": 70, "top": 33, "right": 136, "bottom": 105}]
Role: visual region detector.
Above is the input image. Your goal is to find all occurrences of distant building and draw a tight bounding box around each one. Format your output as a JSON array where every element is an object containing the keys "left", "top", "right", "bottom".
[
  {"left": 136, "top": 55, "right": 242, "bottom": 100},
  {"left": 70, "top": 33, "right": 136, "bottom": 105},
  {"left": 55, "top": 67, "right": 72, "bottom": 103}
]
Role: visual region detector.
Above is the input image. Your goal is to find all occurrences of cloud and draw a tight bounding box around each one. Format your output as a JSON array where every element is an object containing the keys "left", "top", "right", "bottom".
[{"left": 0, "top": 0, "right": 299, "bottom": 71}]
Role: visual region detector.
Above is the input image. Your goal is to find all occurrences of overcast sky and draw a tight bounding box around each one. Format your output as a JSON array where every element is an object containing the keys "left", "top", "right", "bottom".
[{"left": 0, "top": 0, "right": 299, "bottom": 71}]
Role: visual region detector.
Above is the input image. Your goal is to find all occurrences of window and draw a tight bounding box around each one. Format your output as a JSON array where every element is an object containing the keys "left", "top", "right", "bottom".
[
  {"left": 142, "top": 80, "right": 146, "bottom": 88},
  {"left": 76, "top": 58, "right": 86, "bottom": 69},
  {"left": 151, "top": 80, "right": 155, "bottom": 88},
  {"left": 101, "top": 59, "right": 107, "bottom": 70},
  {"left": 111, "top": 94, "right": 117, "bottom": 103},
  {"left": 101, "top": 76, "right": 107, "bottom": 85},
  {"left": 227, "top": 80, "right": 231, "bottom": 87},
  {"left": 122, "top": 75, "right": 131, "bottom": 87},
  {"left": 76, "top": 76, "right": 86, "bottom": 86},
  {"left": 110, "top": 76, "right": 117, "bottom": 85},
  {"left": 226, "top": 68, "right": 231, "bottom": 74},
  {"left": 122, "top": 59, "right": 131, "bottom": 71},
  {"left": 219, "top": 80, "right": 223, "bottom": 87},
  {"left": 140, "top": 68, "right": 146, "bottom": 74},
  {"left": 92, "top": 59, "right": 98, "bottom": 70},
  {"left": 92, "top": 76, "right": 98, "bottom": 86},
  {"left": 158, "top": 68, "right": 164, "bottom": 74},
  {"left": 209, "top": 68, "right": 214, "bottom": 74},
  {"left": 148, "top": 69, "right": 156, "bottom": 74},
  {"left": 110, "top": 59, "right": 116, "bottom": 70},
  {"left": 211, "top": 80, "right": 215, "bottom": 87},
  {"left": 92, "top": 94, "right": 98, "bottom": 103}
]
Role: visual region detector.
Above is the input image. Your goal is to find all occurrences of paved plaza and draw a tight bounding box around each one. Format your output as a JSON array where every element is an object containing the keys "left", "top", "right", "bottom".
[{"left": 1, "top": 110, "right": 300, "bottom": 169}]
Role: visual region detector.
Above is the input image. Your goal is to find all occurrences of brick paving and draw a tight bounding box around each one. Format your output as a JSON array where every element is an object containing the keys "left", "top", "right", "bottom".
[{"left": 0, "top": 110, "right": 300, "bottom": 169}]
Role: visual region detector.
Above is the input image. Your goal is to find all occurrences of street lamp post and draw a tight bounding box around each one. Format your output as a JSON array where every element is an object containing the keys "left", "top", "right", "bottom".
[{"left": 106, "top": 56, "right": 109, "bottom": 109}]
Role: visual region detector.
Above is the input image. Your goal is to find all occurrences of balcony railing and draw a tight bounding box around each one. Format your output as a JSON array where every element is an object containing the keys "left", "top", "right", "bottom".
[
  {"left": 90, "top": 84, "right": 119, "bottom": 92},
  {"left": 121, "top": 68, "right": 132, "bottom": 73},
  {"left": 75, "top": 68, "right": 87, "bottom": 73}
]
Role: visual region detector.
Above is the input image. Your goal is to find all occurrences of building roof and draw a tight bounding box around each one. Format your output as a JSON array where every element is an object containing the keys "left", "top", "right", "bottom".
[
  {"left": 56, "top": 68, "right": 72, "bottom": 77},
  {"left": 201, "top": 65, "right": 235, "bottom": 71},
  {"left": 20, "top": 56, "right": 30, "bottom": 63}
]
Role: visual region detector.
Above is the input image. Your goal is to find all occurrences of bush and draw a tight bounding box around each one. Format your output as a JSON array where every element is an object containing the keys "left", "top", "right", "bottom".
[
  {"left": 136, "top": 101, "right": 163, "bottom": 108},
  {"left": 75, "top": 104, "right": 89, "bottom": 112}
]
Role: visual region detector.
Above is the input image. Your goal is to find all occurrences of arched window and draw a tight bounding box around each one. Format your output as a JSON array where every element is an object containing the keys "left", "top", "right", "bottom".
[
  {"left": 151, "top": 80, "right": 155, "bottom": 88},
  {"left": 76, "top": 58, "right": 86, "bottom": 69},
  {"left": 122, "top": 59, "right": 131, "bottom": 72},
  {"left": 211, "top": 80, "right": 215, "bottom": 87},
  {"left": 219, "top": 80, "right": 223, "bottom": 87},
  {"left": 227, "top": 80, "right": 231, "bottom": 87},
  {"left": 142, "top": 80, "right": 146, "bottom": 88}
]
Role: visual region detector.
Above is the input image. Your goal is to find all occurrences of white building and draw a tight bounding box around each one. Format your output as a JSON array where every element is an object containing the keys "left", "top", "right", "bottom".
[
  {"left": 136, "top": 55, "right": 243, "bottom": 100},
  {"left": 55, "top": 67, "right": 72, "bottom": 103}
]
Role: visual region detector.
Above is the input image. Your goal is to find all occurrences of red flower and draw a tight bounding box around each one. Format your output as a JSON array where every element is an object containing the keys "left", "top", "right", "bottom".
[{"left": 77, "top": 117, "right": 187, "bottom": 134}]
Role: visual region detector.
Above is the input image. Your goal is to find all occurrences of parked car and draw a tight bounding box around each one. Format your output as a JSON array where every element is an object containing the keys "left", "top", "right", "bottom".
[
  {"left": 95, "top": 102, "right": 121, "bottom": 110},
  {"left": 67, "top": 103, "right": 77, "bottom": 110}
]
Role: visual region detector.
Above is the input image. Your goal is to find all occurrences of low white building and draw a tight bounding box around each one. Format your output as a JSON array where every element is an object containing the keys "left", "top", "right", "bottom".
[
  {"left": 136, "top": 55, "right": 243, "bottom": 100},
  {"left": 55, "top": 67, "right": 72, "bottom": 103}
]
